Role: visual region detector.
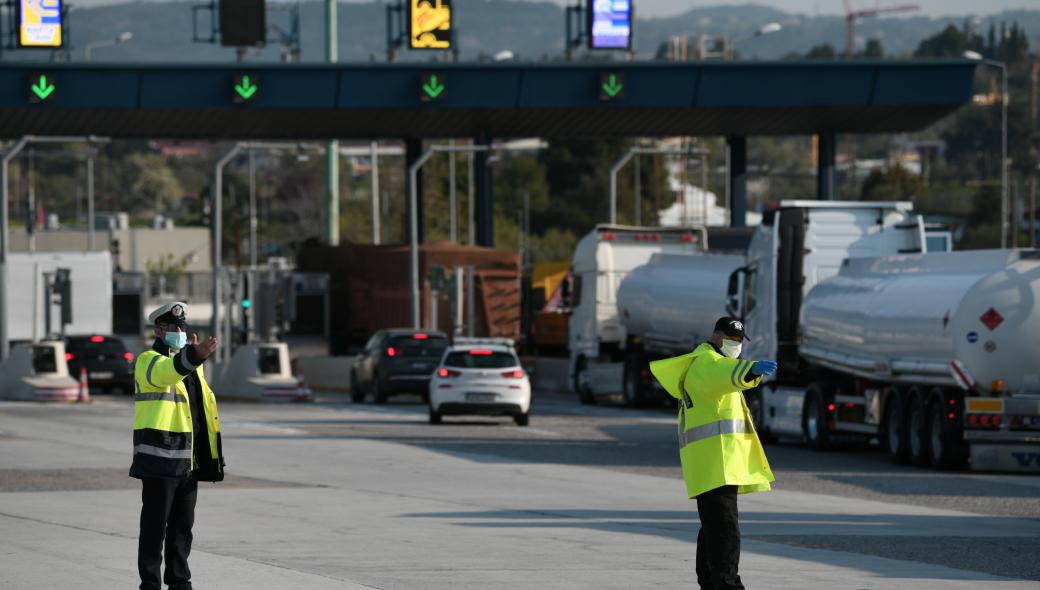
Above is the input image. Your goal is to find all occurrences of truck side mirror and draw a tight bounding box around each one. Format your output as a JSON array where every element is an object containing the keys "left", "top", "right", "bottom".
[{"left": 726, "top": 269, "right": 743, "bottom": 317}]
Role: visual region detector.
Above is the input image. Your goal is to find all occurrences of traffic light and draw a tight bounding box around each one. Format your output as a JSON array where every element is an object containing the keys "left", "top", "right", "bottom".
[{"left": 54, "top": 268, "right": 73, "bottom": 326}]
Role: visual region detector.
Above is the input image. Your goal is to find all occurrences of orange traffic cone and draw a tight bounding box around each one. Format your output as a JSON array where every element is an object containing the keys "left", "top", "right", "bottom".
[
  {"left": 294, "top": 372, "right": 312, "bottom": 402},
  {"left": 77, "top": 367, "right": 91, "bottom": 403}
]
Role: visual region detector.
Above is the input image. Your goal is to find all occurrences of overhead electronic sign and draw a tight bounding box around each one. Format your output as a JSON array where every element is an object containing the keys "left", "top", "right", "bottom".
[
  {"left": 18, "top": 0, "right": 63, "bottom": 48},
  {"left": 588, "top": 0, "right": 632, "bottom": 50},
  {"left": 408, "top": 0, "right": 452, "bottom": 50}
]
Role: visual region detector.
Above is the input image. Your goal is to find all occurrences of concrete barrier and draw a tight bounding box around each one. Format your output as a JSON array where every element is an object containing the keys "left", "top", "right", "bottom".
[
  {"left": 211, "top": 343, "right": 306, "bottom": 402},
  {"left": 0, "top": 341, "right": 79, "bottom": 402},
  {"left": 295, "top": 356, "right": 356, "bottom": 393}
]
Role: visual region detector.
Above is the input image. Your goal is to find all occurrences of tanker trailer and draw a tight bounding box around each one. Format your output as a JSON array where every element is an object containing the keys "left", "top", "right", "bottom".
[
  {"left": 616, "top": 252, "right": 745, "bottom": 407},
  {"left": 797, "top": 249, "right": 1040, "bottom": 471}
]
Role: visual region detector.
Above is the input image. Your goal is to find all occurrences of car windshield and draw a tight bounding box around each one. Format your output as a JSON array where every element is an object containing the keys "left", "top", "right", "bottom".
[
  {"left": 390, "top": 334, "right": 449, "bottom": 358},
  {"left": 444, "top": 350, "right": 517, "bottom": 369},
  {"left": 67, "top": 339, "right": 126, "bottom": 356}
]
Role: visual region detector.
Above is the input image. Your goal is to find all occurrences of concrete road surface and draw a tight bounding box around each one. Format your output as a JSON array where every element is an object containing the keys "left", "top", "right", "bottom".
[{"left": 1, "top": 389, "right": 1037, "bottom": 589}]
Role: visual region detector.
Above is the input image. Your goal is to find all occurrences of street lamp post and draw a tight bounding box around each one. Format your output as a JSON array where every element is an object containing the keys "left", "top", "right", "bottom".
[
  {"left": 729, "top": 22, "right": 782, "bottom": 58},
  {"left": 609, "top": 146, "right": 709, "bottom": 225},
  {"left": 84, "top": 32, "right": 132, "bottom": 61},
  {"left": 964, "top": 51, "right": 1009, "bottom": 248},
  {"left": 1, "top": 135, "right": 107, "bottom": 359}
]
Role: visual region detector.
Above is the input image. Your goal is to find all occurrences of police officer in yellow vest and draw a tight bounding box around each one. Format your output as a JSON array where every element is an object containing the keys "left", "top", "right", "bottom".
[
  {"left": 130, "top": 301, "right": 224, "bottom": 590},
  {"left": 650, "top": 317, "right": 776, "bottom": 590}
]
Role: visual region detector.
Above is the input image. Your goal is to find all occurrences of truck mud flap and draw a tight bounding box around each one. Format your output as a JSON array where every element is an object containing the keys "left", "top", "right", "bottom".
[{"left": 970, "top": 444, "right": 1040, "bottom": 472}]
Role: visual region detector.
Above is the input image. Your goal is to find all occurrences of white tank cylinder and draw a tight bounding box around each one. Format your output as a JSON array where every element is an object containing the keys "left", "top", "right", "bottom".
[
  {"left": 800, "top": 249, "right": 1040, "bottom": 394},
  {"left": 618, "top": 253, "right": 745, "bottom": 352}
]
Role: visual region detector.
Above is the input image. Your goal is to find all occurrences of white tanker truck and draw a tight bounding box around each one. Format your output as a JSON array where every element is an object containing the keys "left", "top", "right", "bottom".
[{"left": 617, "top": 201, "right": 1040, "bottom": 471}]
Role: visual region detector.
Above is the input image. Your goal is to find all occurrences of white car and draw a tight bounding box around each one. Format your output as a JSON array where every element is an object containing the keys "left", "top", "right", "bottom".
[{"left": 428, "top": 339, "right": 531, "bottom": 426}]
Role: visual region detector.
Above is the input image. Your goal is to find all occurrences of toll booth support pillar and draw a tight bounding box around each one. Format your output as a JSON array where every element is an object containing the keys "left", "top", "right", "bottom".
[
  {"left": 817, "top": 131, "right": 836, "bottom": 200},
  {"left": 727, "top": 136, "right": 747, "bottom": 228},
  {"left": 474, "top": 136, "right": 494, "bottom": 247},
  {"left": 406, "top": 139, "right": 424, "bottom": 244}
]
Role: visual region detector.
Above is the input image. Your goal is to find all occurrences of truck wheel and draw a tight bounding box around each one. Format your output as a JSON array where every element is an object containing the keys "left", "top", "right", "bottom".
[
  {"left": 622, "top": 358, "right": 646, "bottom": 408},
  {"left": 746, "top": 390, "right": 775, "bottom": 444},
  {"left": 802, "top": 384, "right": 831, "bottom": 451},
  {"left": 575, "top": 357, "right": 595, "bottom": 405},
  {"left": 906, "top": 390, "right": 931, "bottom": 467},
  {"left": 350, "top": 372, "right": 365, "bottom": 404},
  {"left": 927, "top": 394, "right": 966, "bottom": 470},
  {"left": 882, "top": 392, "right": 910, "bottom": 464}
]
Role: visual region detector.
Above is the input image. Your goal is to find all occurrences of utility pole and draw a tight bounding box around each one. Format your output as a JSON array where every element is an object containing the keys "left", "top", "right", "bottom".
[{"left": 326, "top": 0, "right": 340, "bottom": 246}]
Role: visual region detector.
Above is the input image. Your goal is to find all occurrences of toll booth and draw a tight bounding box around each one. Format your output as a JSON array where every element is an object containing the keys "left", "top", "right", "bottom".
[{"left": 0, "top": 341, "right": 79, "bottom": 401}]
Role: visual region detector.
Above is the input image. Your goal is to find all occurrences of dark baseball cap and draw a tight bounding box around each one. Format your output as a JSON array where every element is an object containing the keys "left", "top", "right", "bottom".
[{"left": 714, "top": 316, "right": 749, "bottom": 341}]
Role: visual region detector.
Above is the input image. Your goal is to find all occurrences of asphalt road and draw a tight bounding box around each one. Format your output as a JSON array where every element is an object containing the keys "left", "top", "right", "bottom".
[{"left": 2, "top": 388, "right": 1038, "bottom": 586}]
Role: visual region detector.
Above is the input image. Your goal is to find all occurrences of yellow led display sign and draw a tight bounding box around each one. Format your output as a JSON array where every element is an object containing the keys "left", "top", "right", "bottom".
[
  {"left": 18, "top": 0, "right": 63, "bottom": 48},
  {"left": 408, "top": 0, "right": 452, "bottom": 50}
]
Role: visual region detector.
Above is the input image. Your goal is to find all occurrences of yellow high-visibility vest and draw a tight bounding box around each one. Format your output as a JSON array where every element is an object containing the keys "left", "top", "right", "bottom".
[
  {"left": 650, "top": 342, "right": 774, "bottom": 498},
  {"left": 130, "top": 345, "right": 223, "bottom": 481}
]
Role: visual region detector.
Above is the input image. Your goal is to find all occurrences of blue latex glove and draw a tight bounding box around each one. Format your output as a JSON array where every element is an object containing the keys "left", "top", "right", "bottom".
[{"left": 749, "top": 360, "right": 778, "bottom": 377}]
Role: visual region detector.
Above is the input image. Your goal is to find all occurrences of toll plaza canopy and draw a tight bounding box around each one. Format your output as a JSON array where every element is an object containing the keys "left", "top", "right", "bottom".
[{"left": 0, "top": 60, "right": 976, "bottom": 139}]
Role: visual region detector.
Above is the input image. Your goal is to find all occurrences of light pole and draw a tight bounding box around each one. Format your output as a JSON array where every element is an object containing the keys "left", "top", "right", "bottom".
[
  {"left": 408, "top": 145, "right": 490, "bottom": 328},
  {"left": 730, "top": 22, "right": 782, "bottom": 58},
  {"left": 326, "top": 0, "right": 340, "bottom": 246},
  {"left": 609, "top": 146, "right": 709, "bottom": 225},
  {"left": 1, "top": 136, "right": 107, "bottom": 359},
  {"left": 84, "top": 32, "right": 132, "bottom": 61},
  {"left": 964, "top": 51, "right": 1009, "bottom": 248}
]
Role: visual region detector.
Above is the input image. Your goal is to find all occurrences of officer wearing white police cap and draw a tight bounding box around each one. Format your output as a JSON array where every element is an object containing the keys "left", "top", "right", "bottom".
[{"left": 131, "top": 301, "right": 223, "bottom": 590}]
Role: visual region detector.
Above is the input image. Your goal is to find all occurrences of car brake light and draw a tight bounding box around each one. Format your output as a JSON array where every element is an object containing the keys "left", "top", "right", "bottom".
[
  {"left": 827, "top": 403, "right": 836, "bottom": 412},
  {"left": 89, "top": 335, "right": 105, "bottom": 343},
  {"left": 123, "top": 352, "right": 134, "bottom": 362},
  {"left": 413, "top": 333, "right": 429, "bottom": 340},
  {"left": 386, "top": 347, "right": 397, "bottom": 357},
  {"left": 501, "top": 369, "right": 524, "bottom": 379},
  {"left": 437, "top": 368, "right": 461, "bottom": 378},
  {"left": 65, "top": 352, "right": 74, "bottom": 361},
  {"left": 469, "top": 349, "right": 493, "bottom": 355}
]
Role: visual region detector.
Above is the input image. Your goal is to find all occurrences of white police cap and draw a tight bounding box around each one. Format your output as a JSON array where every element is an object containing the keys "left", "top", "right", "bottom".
[{"left": 148, "top": 301, "right": 189, "bottom": 325}]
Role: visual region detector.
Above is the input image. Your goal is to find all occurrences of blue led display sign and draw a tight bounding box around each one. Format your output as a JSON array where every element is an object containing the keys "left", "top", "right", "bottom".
[{"left": 588, "top": 0, "right": 632, "bottom": 50}]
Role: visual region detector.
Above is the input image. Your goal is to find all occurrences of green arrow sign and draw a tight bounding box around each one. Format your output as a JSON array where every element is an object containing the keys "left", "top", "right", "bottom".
[
  {"left": 232, "top": 74, "right": 259, "bottom": 103},
  {"left": 420, "top": 73, "right": 446, "bottom": 102},
  {"left": 599, "top": 73, "right": 625, "bottom": 100},
  {"left": 29, "top": 73, "right": 56, "bottom": 103}
]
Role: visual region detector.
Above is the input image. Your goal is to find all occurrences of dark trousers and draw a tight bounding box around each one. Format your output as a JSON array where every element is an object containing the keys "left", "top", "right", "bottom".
[
  {"left": 138, "top": 477, "right": 197, "bottom": 590},
  {"left": 695, "top": 485, "right": 744, "bottom": 590}
]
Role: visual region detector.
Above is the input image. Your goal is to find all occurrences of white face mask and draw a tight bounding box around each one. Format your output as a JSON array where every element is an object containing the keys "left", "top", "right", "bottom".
[{"left": 720, "top": 340, "right": 742, "bottom": 359}]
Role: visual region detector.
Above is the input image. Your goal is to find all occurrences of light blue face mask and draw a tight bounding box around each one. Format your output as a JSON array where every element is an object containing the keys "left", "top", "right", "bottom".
[{"left": 164, "top": 330, "right": 187, "bottom": 350}]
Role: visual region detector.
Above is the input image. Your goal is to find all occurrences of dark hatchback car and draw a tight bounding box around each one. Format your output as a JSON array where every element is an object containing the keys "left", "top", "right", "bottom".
[
  {"left": 351, "top": 329, "right": 449, "bottom": 403},
  {"left": 64, "top": 335, "right": 135, "bottom": 394}
]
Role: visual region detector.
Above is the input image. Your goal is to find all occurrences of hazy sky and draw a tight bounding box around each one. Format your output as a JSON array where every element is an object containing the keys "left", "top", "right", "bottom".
[{"left": 68, "top": 0, "right": 1040, "bottom": 14}]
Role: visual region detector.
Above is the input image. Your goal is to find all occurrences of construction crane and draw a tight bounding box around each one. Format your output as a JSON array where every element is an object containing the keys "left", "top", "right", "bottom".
[{"left": 844, "top": 0, "right": 919, "bottom": 58}]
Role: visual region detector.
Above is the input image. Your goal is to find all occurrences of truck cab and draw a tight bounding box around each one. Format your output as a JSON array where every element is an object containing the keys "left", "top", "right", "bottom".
[
  {"left": 569, "top": 225, "right": 706, "bottom": 403},
  {"left": 727, "top": 202, "right": 925, "bottom": 435}
]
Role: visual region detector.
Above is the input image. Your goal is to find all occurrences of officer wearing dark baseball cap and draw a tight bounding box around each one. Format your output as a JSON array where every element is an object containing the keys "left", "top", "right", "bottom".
[{"left": 713, "top": 316, "right": 750, "bottom": 342}]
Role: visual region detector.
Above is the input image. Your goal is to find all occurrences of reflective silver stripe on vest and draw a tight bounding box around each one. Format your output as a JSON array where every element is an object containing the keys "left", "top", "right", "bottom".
[
  {"left": 679, "top": 419, "right": 754, "bottom": 448},
  {"left": 178, "top": 347, "right": 198, "bottom": 372},
  {"left": 134, "top": 392, "right": 188, "bottom": 403},
  {"left": 145, "top": 354, "right": 161, "bottom": 388},
  {"left": 134, "top": 444, "right": 192, "bottom": 459}
]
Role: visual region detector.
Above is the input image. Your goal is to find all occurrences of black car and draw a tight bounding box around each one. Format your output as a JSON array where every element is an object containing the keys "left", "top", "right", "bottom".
[
  {"left": 65, "top": 335, "right": 135, "bottom": 394},
  {"left": 351, "top": 329, "right": 449, "bottom": 403}
]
